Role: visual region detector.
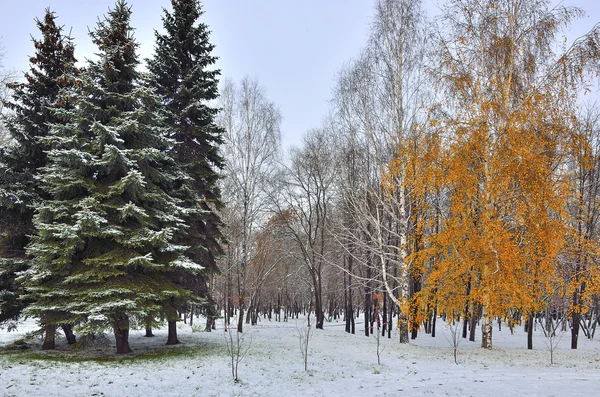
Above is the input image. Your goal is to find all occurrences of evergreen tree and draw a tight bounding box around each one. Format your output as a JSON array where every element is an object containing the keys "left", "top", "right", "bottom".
[
  {"left": 23, "top": 1, "right": 203, "bottom": 354},
  {"left": 0, "top": 10, "right": 77, "bottom": 342},
  {"left": 147, "top": 0, "right": 224, "bottom": 343}
]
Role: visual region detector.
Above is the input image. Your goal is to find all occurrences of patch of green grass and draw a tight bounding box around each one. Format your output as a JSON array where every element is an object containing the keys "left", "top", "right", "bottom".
[{"left": 3, "top": 341, "right": 224, "bottom": 364}]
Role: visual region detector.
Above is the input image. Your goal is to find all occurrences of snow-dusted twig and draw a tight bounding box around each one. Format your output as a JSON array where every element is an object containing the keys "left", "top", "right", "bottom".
[{"left": 224, "top": 318, "right": 253, "bottom": 383}]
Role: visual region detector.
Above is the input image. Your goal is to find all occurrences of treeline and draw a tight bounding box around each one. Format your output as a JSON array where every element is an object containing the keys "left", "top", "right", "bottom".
[
  {"left": 2, "top": 0, "right": 600, "bottom": 356},
  {"left": 0, "top": 0, "right": 224, "bottom": 353},
  {"left": 216, "top": 0, "right": 600, "bottom": 351}
]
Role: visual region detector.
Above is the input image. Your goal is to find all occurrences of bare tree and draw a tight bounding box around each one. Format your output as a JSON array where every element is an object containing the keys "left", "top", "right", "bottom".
[
  {"left": 332, "top": 0, "right": 430, "bottom": 342},
  {"left": 297, "top": 311, "right": 313, "bottom": 371},
  {"left": 218, "top": 77, "right": 282, "bottom": 333},
  {"left": 274, "top": 127, "right": 338, "bottom": 330},
  {"left": 224, "top": 316, "right": 253, "bottom": 383},
  {"left": 444, "top": 316, "right": 462, "bottom": 365}
]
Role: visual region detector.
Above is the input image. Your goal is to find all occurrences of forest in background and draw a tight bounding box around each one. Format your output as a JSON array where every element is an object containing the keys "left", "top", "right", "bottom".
[{"left": 1, "top": 0, "right": 600, "bottom": 355}]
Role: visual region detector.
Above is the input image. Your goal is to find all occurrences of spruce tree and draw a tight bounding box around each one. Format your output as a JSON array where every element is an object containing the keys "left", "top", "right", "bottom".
[
  {"left": 23, "top": 1, "right": 203, "bottom": 354},
  {"left": 147, "top": 0, "right": 224, "bottom": 343},
  {"left": 0, "top": 10, "right": 77, "bottom": 344}
]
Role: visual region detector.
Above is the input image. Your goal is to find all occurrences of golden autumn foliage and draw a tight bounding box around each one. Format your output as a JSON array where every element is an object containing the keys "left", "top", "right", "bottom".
[{"left": 383, "top": 0, "right": 600, "bottom": 347}]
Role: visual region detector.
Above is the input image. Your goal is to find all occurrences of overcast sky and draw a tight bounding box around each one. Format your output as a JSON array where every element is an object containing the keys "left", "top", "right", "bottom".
[{"left": 1, "top": 1, "right": 599, "bottom": 150}]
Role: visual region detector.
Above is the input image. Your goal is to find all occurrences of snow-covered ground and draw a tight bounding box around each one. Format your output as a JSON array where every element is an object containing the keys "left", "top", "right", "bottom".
[{"left": 1, "top": 315, "right": 599, "bottom": 397}]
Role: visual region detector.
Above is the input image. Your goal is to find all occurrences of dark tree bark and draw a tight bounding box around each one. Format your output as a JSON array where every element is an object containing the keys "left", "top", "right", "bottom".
[
  {"left": 527, "top": 315, "right": 534, "bottom": 350},
  {"left": 277, "top": 294, "right": 281, "bottom": 322},
  {"left": 410, "top": 271, "right": 421, "bottom": 340},
  {"left": 112, "top": 312, "right": 132, "bottom": 354},
  {"left": 364, "top": 288, "right": 371, "bottom": 337},
  {"left": 344, "top": 267, "right": 350, "bottom": 333},
  {"left": 251, "top": 298, "right": 260, "bottom": 325},
  {"left": 42, "top": 324, "right": 56, "bottom": 350},
  {"left": 205, "top": 315, "right": 214, "bottom": 332},
  {"left": 245, "top": 299, "right": 252, "bottom": 324},
  {"left": 311, "top": 269, "right": 325, "bottom": 330},
  {"left": 61, "top": 324, "right": 77, "bottom": 345},
  {"left": 144, "top": 317, "right": 154, "bottom": 337},
  {"left": 462, "top": 281, "right": 472, "bottom": 338},
  {"left": 237, "top": 308, "right": 244, "bottom": 333},
  {"left": 166, "top": 320, "right": 181, "bottom": 345},
  {"left": 431, "top": 303, "right": 437, "bottom": 338},
  {"left": 345, "top": 251, "right": 355, "bottom": 334},
  {"left": 387, "top": 299, "right": 393, "bottom": 339},
  {"left": 469, "top": 309, "right": 477, "bottom": 342},
  {"left": 571, "top": 292, "right": 581, "bottom": 349},
  {"left": 382, "top": 292, "right": 387, "bottom": 337}
]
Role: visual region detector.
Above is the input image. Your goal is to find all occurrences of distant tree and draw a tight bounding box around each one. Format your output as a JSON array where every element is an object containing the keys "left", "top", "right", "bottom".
[
  {"left": 217, "top": 77, "right": 281, "bottom": 332},
  {"left": 0, "top": 10, "right": 77, "bottom": 345},
  {"left": 22, "top": 1, "right": 201, "bottom": 354},
  {"left": 275, "top": 127, "right": 338, "bottom": 330},
  {"left": 147, "top": 0, "right": 225, "bottom": 344}
]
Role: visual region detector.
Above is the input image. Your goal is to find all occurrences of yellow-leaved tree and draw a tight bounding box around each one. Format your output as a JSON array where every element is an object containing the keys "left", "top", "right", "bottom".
[{"left": 395, "top": 0, "right": 600, "bottom": 349}]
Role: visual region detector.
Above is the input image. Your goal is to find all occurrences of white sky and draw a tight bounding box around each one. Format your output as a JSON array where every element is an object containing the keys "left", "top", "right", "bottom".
[{"left": 1, "top": 1, "right": 599, "bottom": 150}]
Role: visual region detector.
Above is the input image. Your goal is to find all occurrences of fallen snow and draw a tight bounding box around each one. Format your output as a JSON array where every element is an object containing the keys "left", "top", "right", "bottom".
[{"left": 1, "top": 315, "right": 599, "bottom": 396}]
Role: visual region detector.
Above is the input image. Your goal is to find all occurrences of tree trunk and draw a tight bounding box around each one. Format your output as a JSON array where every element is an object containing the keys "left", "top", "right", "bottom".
[
  {"left": 387, "top": 299, "right": 393, "bottom": 339},
  {"left": 431, "top": 304, "right": 437, "bottom": 338},
  {"left": 527, "top": 315, "right": 534, "bottom": 350},
  {"left": 571, "top": 306, "right": 580, "bottom": 349},
  {"left": 463, "top": 281, "right": 472, "bottom": 339},
  {"left": 144, "top": 316, "right": 154, "bottom": 337},
  {"left": 276, "top": 294, "right": 281, "bottom": 322},
  {"left": 364, "top": 289, "right": 371, "bottom": 337},
  {"left": 469, "top": 309, "right": 477, "bottom": 342},
  {"left": 382, "top": 292, "right": 387, "bottom": 337},
  {"left": 166, "top": 320, "right": 180, "bottom": 345},
  {"left": 252, "top": 298, "right": 260, "bottom": 325},
  {"left": 112, "top": 312, "right": 132, "bottom": 354},
  {"left": 205, "top": 315, "right": 214, "bottom": 332},
  {"left": 245, "top": 298, "right": 252, "bottom": 324},
  {"left": 481, "top": 315, "right": 492, "bottom": 349},
  {"left": 410, "top": 276, "right": 421, "bottom": 340},
  {"left": 347, "top": 251, "right": 355, "bottom": 334},
  {"left": 309, "top": 267, "right": 325, "bottom": 330},
  {"left": 42, "top": 324, "right": 56, "bottom": 350},
  {"left": 315, "top": 291, "right": 324, "bottom": 329},
  {"left": 237, "top": 308, "right": 244, "bottom": 333},
  {"left": 399, "top": 313, "right": 409, "bottom": 344},
  {"left": 61, "top": 324, "right": 77, "bottom": 345}
]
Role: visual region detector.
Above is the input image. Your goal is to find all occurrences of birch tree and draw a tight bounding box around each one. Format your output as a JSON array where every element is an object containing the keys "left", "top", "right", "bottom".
[
  {"left": 333, "top": 0, "right": 429, "bottom": 342},
  {"left": 218, "top": 77, "right": 281, "bottom": 332},
  {"left": 414, "top": 0, "right": 600, "bottom": 349}
]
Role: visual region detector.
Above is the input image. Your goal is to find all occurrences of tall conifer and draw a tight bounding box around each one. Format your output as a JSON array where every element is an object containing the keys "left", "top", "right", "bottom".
[
  {"left": 147, "top": 0, "right": 224, "bottom": 343},
  {"left": 0, "top": 10, "right": 77, "bottom": 340},
  {"left": 23, "top": 1, "right": 203, "bottom": 354}
]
